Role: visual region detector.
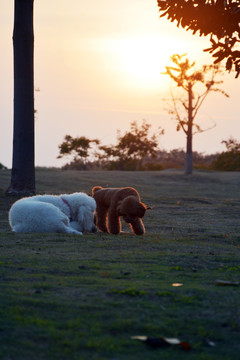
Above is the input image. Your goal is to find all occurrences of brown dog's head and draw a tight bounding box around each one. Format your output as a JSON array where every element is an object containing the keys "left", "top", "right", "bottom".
[{"left": 117, "top": 196, "right": 149, "bottom": 223}]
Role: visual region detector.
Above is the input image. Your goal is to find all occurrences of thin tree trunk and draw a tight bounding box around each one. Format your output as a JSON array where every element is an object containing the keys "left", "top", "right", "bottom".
[
  {"left": 185, "top": 83, "right": 193, "bottom": 175},
  {"left": 7, "top": 0, "right": 35, "bottom": 195}
]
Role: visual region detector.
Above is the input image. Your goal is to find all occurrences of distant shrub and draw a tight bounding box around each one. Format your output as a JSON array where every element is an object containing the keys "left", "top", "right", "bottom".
[
  {"left": 62, "top": 160, "right": 101, "bottom": 171},
  {"left": 212, "top": 152, "right": 240, "bottom": 171},
  {"left": 211, "top": 137, "right": 240, "bottom": 171},
  {"left": 144, "top": 162, "right": 164, "bottom": 171},
  {"left": 102, "top": 159, "right": 144, "bottom": 171},
  {"left": 144, "top": 149, "right": 217, "bottom": 170}
]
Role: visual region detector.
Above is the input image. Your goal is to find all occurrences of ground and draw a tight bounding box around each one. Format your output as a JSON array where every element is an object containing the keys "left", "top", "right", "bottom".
[{"left": 0, "top": 169, "right": 240, "bottom": 359}]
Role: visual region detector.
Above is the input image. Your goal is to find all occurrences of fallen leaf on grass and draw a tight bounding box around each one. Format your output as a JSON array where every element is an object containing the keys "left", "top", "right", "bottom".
[
  {"left": 100, "top": 271, "right": 111, "bottom": 277},
  {"left": 172, "top": 283, "right": 183, "bottom": 287},
  {"left": 205, "top": 338, "right": 216, "bottom": 347},
  {"left": 213, "top": 280, "right": 240, "bottom": 286},
  {"left": 120, "top": 270, "right": 131, "bottom": 276},
  {"left": 131, "top": 336, "right": 191, "bottom": 350}
]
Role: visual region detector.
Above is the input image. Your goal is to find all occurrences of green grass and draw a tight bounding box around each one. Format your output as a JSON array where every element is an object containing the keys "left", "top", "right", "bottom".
[{"left": 0, "top": 169, "right": 240, "bottom": 359}]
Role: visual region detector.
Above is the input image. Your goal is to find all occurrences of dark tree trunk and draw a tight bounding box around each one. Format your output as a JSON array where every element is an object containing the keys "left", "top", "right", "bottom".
[
  {"left": 7, "top": 0, "right": 35, "bottom": 195},
  {"left": 185, "top": 83, "right": 193, "bottom": 175}
]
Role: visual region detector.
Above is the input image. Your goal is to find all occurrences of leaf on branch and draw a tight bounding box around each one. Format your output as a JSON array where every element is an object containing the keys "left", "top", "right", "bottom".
[
  {"left": 212, "top": 50, "right": 225, "bottom": 58},
  {"left": 204, "top": 47, "right": 214, "bottom": 53},
  {"left": 214, "top": 56, "right": 226, "bottom": 64}
]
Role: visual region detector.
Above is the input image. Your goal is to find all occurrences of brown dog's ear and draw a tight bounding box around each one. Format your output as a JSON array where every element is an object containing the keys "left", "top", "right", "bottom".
[
  {"left": 92, "top": 186, "right": 102, "bottom": 196},
  {"left": 142, "top": 203, "right": 151, "bottom": 210}
]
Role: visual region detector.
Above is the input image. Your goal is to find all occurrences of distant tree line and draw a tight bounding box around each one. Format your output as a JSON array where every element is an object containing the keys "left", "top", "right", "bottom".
[
  {"left": 58, "top": 121, "right": 163, "bottom": 171},
  {"left": 57, "top": 121, "right": 240, "bottom": 172}
]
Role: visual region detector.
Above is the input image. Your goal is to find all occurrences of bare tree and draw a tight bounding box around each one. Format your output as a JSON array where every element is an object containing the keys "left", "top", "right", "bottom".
[
  {"left": 7, "top": 0, "right": 35, "bottom": 195},
  {"left": 163, "top": 54, "right": 229, "bottom": 174}
]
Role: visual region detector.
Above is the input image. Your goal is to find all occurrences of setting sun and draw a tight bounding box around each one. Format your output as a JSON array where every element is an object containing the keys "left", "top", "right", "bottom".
[
  {"left": 108, "top": 35, "right": 169, "bottom": 90},
  {"left": 77, "top": 29, "right": 210, "bottom": 95},
  {"left": 87, "top": 33, "right": 201, "bottom": 92}
]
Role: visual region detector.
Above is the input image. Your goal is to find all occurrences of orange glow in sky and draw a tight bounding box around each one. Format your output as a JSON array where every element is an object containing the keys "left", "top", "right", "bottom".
[
  {"left": 0, "top": 1, "right": 238, "bottom": 167},
  {"left": 90, "top": 34, "right": 190, "bottom": 91}
]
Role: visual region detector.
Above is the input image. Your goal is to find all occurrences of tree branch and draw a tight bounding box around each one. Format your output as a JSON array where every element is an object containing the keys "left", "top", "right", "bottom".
[{"left": 170, "top": 88, "right": 188, "bottom": 134}]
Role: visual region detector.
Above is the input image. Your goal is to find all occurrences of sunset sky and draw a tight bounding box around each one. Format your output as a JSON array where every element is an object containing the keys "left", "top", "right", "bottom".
[{"left": 0, "top": 0, "right": 239, "bottom": 168}]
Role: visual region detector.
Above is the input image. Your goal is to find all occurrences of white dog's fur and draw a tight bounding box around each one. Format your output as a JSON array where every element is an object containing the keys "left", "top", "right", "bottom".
[{"left": 9, "top": 193, "right": 97, "bottom": 235}]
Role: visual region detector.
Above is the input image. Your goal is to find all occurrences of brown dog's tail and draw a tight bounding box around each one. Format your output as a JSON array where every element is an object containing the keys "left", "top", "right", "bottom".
[{"left": 92, "top": 186, "right": 103, "bottom": 196}]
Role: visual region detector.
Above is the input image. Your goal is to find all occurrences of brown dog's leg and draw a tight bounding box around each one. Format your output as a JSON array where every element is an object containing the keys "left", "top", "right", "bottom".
[
  {"left": 130, "top": 218, "right": 145, "bottom": 235},
  {"left": 96, "top": 205, "right": 108, "bottom": 233},
  {"left": 108, "top": 209, "right": 121, "bottom": 234}
]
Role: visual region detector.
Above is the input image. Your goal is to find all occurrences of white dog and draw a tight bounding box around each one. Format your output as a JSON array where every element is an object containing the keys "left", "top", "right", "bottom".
[{"left": 9, "top": 193, "right": 97, "bottom": 235}]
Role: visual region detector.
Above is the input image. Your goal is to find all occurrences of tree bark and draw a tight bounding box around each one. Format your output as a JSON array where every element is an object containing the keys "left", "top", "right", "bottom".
[
  {"left": 7, "top": 0, "right": 35, "bottom": 195},
  {"left": 185, "top": 83, "right": 193, "bottom": 175}
]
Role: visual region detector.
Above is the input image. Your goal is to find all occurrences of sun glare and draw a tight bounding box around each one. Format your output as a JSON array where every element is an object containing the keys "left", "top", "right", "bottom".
[{"left": 94, "top": 34, "right": 197, "bottom": 91}]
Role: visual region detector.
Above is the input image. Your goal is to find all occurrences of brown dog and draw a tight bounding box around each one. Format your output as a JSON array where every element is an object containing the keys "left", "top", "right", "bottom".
[{"left": 92, "top": 186, "right": 150, "bottom": 235}]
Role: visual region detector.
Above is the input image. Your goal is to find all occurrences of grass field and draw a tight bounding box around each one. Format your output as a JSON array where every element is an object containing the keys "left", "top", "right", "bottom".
[{"left": 0, "top": 169, "right": 240, "bottom": 360}]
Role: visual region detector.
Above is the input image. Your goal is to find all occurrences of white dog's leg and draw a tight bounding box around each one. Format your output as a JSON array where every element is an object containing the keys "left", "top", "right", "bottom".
[
  {"left": 69, "top": 221, "right": 83, "bottom": 233},
  {"left": 65, "top": 227, "right": 83, "bottom": 235},
  {"left": 59, "top": 218, "right": 83, "bottom": 235}
]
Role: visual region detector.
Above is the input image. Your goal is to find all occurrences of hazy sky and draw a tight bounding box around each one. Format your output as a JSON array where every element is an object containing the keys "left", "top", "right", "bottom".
[{"left": 0, "top": 0, "right": 239, "bottom": 168}]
